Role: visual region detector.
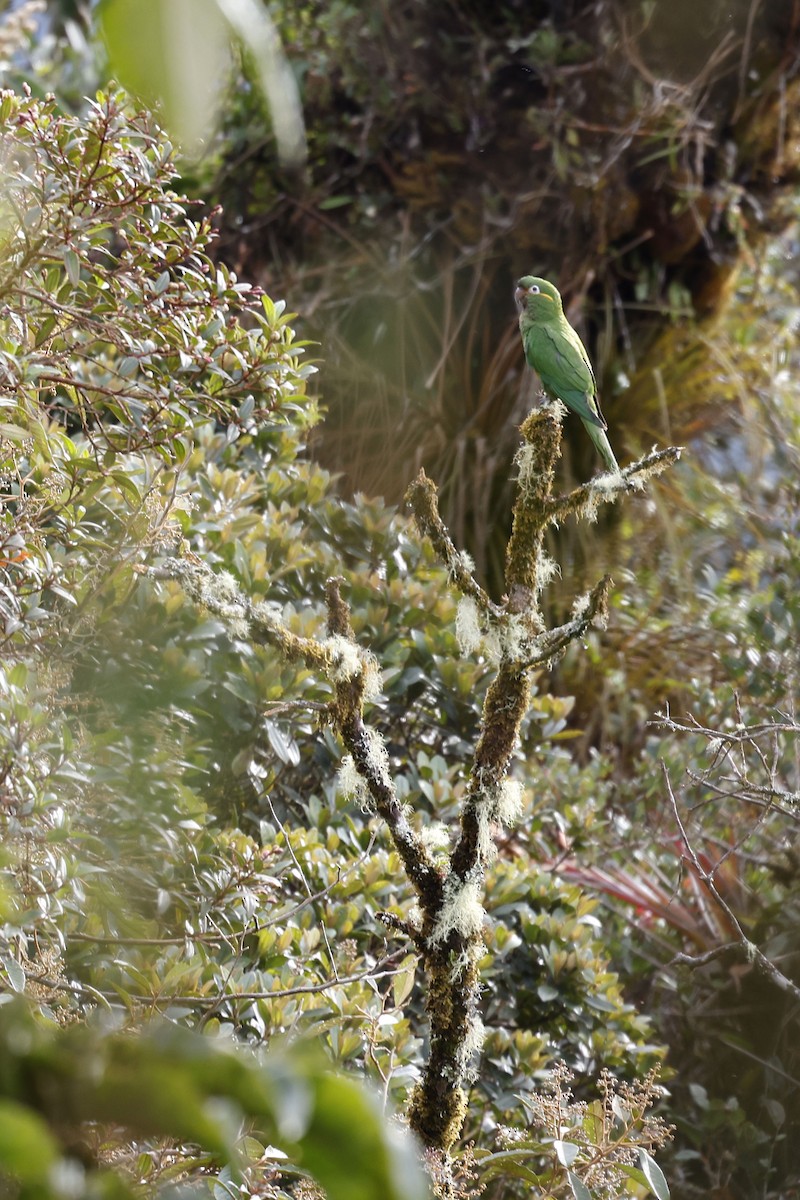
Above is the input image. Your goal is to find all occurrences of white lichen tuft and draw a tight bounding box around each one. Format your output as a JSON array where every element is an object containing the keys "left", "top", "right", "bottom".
[
  {"left": 364, "top": 726, "right": 391, "bottom": 786},
  {"left": 464, "top": 1012, "right": 486, "bottom": 1058},
  {"left": 197, "top": 570, "right": 249, "bottom": 635},
  {"left": 514, "top": 442, "right": 539, "bottom": 495},
  {"left": 534, "top": 551, "right": 561, "bottom": 595},
  {"left": 498, "top": 614, "right": 543, "bottom": 663},
  {"left": 571, "top": 591, "right": 591, "bottom": 619},
  {"left": 448, "top": 938, "right": 486, "bottom": 983},
  {"left": 475, "top": 805, "right": 497, "bottom": 865},
  {"left": 457, "top": 597, "right": 526, "bottom": 664},
  {"left": 406, "top": 904, "right": 423, "bottom": 935},
  {"left": 252, "top": 599, "right": 283, "bottom": 628},
  {"left": 215, "top": 570, "right": 242, "bottom": 604},
  {"left": 457, "top": 1012, "right": 486, "bottom": 1080},
  {"left": 501, "top": 614, "right": 528, "bottom": 661},
  {"left": 593, "top": 470, "right": 625, "bottom": 493},
  {"left": 455, "top": 596, "right": 483, "bottom": 655},
  {"left": 227, "top": 614, "right": 250, "bottom": 640},
  {"left": 482, "top": 629, "right": 503, "bottom": 664},
  {"left": 321, "top": 636, "right": 382, "bottom": 700},
  {"left": 495, "top": 778, "right": 524, "bottom": 827},
  {"left": 199, "top": 571, "right": 239, "bottom": 611},
  {"left": 583, "top": 490, "right": 602, "bottom": 524},
  {"left": 336, "top": 755, "right": 370, "bottom": 807},
  {"left": 451, "top": 549, "right": 475, "bottom": 579},
  {"left": 420, "top": 821, "right": 452, "bottom": 854},
  {"left": 429, "top": 873, "right": 485, "bottom": 946},
  {"left": 324, "top": 633, "right": 362, "bottom": 682},
  {"left": 361, "top": 651, "right": 383, "bottom": 701}
]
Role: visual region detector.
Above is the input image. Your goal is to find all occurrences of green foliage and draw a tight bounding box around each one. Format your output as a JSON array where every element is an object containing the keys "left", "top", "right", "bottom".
[
  {"left": 473, "top": 1065, "right": 672, "bottom": 1200},
  {"left": 0, "top": 85, "right": 314, "bottom": 649},
  {"left": 0, "top": 998, "right": 427, "bottom": 1200},
  {"left": 546, "top": 240, "right": 800, "bottom": 1198},
  {"left": 98, "top": 0, "right": 305, "bottom": 164},
  {"left": 0, "top": 84, "right": 665, "bottom": 1198},
  {"left": 0, "top": 86, "right": 432, "bottom": 1198},
  {"left": 5, "top": 7, "right": 799, "bottom": 1195}
]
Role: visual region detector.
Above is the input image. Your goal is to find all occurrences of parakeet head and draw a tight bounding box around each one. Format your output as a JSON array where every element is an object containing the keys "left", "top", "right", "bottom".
[{"left": 514, "top": 276, "right": 563, "bottom": 321}]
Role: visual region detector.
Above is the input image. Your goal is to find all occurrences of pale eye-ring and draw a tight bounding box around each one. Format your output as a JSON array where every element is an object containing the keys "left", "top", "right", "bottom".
[{"left": 529, "top": 285, "right": 540, "bottom": 294}]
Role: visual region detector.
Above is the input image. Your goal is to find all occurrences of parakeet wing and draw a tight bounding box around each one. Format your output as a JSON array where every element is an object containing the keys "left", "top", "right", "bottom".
[{"left": 523, "top": 321, "right": 605, "bottom": 429}]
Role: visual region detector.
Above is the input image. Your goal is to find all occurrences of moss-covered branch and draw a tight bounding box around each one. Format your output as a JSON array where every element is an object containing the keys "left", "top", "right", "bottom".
[
  {"left": 323, "top": 576, "right": 443, "bottom": 907},
  {"left": 403, "top": 400, "right": 680, "bottom": 1191},
  {"left": 146, "top": 561, "right": 442, "bottom": 907},
  {"left": 405, "top": 470, "right": 504, "bottom": 619},
  {"left": 544, "top": 443, "right": 683, "bottom": 528},
  {"left": 150, "top": 399, "right": 680, "bottom": 1198}
]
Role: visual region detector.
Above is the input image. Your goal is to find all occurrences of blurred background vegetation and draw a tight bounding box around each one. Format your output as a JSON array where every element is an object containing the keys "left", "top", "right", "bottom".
[{"left": 1, "top": 1, "right": 799, "bottom": 1198}]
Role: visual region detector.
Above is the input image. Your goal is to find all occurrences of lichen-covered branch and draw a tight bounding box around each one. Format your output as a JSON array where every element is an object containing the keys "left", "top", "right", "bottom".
[
  {"left": 522, "top": 574, "right": 612, "bottom": 669},
  {"left": 404, "top": 399, "right": 680, "bottom": 1190},
  {"left": 146, "top": 559, "right": 330, "bottom": 669},
  {"left": 150, "top": 399, "right": 680, "bottom": 1197},
  {"left": 504, "top": 404, "right": 564, "bottom": 610},
  {"left": 545, "top": 443, "right": 683, "bottom": 528},
  {"left": 145, "top": 561, "right": 441, "bottom": 908},
  {"left": 405, "top": 470, "right": 504, "bottom": 619},
  {"left": 324, "top": 577, "right": 442, "bottom": 907}
]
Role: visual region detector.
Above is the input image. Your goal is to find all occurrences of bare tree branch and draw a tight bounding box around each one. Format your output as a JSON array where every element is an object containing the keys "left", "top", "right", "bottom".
[{"left": 661, "top": 761, "right": 800, "bottom": 1004}]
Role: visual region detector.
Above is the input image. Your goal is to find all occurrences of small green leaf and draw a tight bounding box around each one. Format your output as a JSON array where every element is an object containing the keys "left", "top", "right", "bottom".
[
  {"left": 240, "top": 1136, "right": 265, "bottom": 1162},
  {"left": 582, "top": 1099, "right": 604, "bottom": 1145},
  {"left": 0, "top": 423, "right": 30, "bottom": 444},
  {"left": 318, "top": 196, "right": 353, "bottom": 210},
  {"left": 3, "top": 958, "right": 26, "bottom": 994},
  {"left": 619, "top": 1162, "right": 648, "bottom": 1189},
  {"left": 567, "top": 1169, "right": 593, "bottom": 1200},
  {"left": 63, "top": 248, "right": 81, "bottom": 285},
  {"left": 638, "top": 1149, "right": 670, "bottom": 1200},
  {"left": 136, "top": 1152, "right": 154, "bottom": 1177},
  {"left": 554, "top": 1139, "right": 580, "bottom": 1167},
  {"left": 265, "top": 720, "right": 300, "bottom": 766},
  {"left": 392, "top": 957, "right": 416, "bottom": 1008},
  {"left": 110, "top": 471, "right": 143, "bottom": 506},
  {"left": 118, "top": 356, "right": 139, "bottom": 378}
]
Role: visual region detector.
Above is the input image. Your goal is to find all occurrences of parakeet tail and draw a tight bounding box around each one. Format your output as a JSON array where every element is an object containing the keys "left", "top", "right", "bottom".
[{"left": 582, "top": 418, "right": 621, "bottom": 474}]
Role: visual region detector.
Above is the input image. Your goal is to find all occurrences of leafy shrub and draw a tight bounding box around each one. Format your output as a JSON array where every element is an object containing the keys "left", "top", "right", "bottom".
[{"left": 0, "top": 86, "right": 663, "bottom": 1196}]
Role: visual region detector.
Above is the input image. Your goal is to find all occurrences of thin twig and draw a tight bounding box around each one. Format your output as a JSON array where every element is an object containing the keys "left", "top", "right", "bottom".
[
  {"left": 17, "top": 954, "right": 409, "bottom": 1008},
  {"left": 405, "top": 470, "right": 503, "bottom": 618},
  {"left": 661, "top": 762, "right": 800, "bottom": 1003},
  {"left": 265, "top": 795, "right": 339, "bottom": 981},
  {"left": 69, "top": 932, "right": 229, "bottom": 946}
]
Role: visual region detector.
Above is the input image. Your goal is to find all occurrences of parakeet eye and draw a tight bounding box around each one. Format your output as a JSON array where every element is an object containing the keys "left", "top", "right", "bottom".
[{"left": 529, "top": 285, "right": 540, "bottom": 294}]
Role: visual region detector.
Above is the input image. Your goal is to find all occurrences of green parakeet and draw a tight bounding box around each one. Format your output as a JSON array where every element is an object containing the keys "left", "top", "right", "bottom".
[{"left": 515, "top": 276, "right": 620, "bottom": 474}]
